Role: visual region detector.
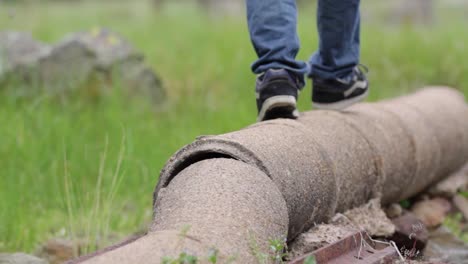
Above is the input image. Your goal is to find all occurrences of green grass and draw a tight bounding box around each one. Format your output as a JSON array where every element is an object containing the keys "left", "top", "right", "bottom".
[
  {"left": 444, "top": 213, "right": 468, "bottom": 242},
  {"left": 1, "top": 0, "right": 468, "bottom": 254}
]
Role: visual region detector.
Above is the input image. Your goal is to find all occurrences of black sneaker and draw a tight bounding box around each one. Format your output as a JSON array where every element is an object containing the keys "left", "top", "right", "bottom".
[
  {"left": 256, "top": 69, "right": 300, "bottom": 122},
  {"left": 312, "top": 65, "right": 369, "bottom": 110}
]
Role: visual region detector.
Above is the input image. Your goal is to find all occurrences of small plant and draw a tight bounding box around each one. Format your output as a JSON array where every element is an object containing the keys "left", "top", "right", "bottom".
[
  {"left": 269, "top": 238, "right": 288, "bottom": 263},
  {"left": 162, "top": 252, "right": 198, "bottom": 264},
  {"left": 179, "top": 225, "right": 192, "bottom": 238},
  {"left": 249, "top": 232, "right": 267, "bottom": 264},
  {"left": 207, "top": 248, "right": 218, "bottom": 264},
  {"left": 444, "top": 213, "right": 468, "bottom": 242},
  {"left": 304, "top": 255, "right": 317, "bottom": 264},
  {"left": 460, "top": 191, "right": 468, "bottom": 198},
  {"left": 249, "top": 233, "right": 289, "bottom": 264},
  {"left": 399, "top": 199, "right": 411, "bottom": 209}
]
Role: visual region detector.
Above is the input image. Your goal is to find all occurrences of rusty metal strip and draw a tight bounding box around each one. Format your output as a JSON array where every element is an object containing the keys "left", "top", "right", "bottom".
[{"left": 289, "top": 231, "right": 399, "bottom": 264}]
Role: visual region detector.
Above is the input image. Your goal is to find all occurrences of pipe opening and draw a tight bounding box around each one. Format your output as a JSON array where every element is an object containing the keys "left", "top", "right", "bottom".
[{"left": 164, "top": 150, "right": 237, "bottom": 188}]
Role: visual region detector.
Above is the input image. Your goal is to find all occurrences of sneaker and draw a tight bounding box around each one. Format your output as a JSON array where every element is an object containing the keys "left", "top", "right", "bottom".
[
  {"left": 312, "top": 65, "right": 369, "bottom": 110},
  {"left": 256, "top": 69, "right": 300, "bottom": 122}
]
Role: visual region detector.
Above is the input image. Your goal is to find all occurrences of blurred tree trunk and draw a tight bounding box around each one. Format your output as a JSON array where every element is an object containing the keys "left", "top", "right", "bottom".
[
  {"left": 153, "top": 0, "right": 243, "bottom": 15},
  {"left": 391, "top": 0, "right": 435, "bottom": 25}
]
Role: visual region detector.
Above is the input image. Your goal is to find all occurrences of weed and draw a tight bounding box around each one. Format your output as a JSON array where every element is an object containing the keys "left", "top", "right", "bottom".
[
  {"left": 444, "top": 213, "right": 468, "bottom": 242},
  {"left": 304, "top": 255, "right": 317, "bottom": 264},
  {"left": 399, "top": 200, "right": 411, "bottom": 209},
  {"left": 207, "top": 248, "right": 219, "bottom": 264},
  {"left": 162, "top": 252, "right": 198, "bottom": 264},
  {"left": 269, "top": 238, "right": 288, "bottom": 263},
  {"left": 249, "top": 234, "right": 269, "bottom": 264},
  {"left": 179, "top": 225, "right": 192, "bottom": 238}
]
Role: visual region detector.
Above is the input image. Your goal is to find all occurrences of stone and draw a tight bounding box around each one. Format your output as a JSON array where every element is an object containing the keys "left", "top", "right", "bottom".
[
  {"left": 453, "top": 194, "right": 468, "bottom": 221},
  {"left": 37, "top": 239, "right": 75, "bottom": 264},
  {"left": 0, "top": 32, "right": 50, "bottom": 87},
  {"left": 38, "top": 36, "right": 96, "bottom": 91},
  {"left": 0, "top": 32, "right": 50, "bottom": 69},
  {"left": 429, "top": 163, "right": 468, "bottom": 197},
  {"left": 385, "top": 203, "right": 404, "bottom": 219},
  {"left": 390, "top": 212, "right": 429, "bottom": 259},
  {"left": 411, "top": 198, "right": 452, "bottom": 228},
  {"left": 0, "top": 253, "right": 47, "bottom": 264},
  {"left": 424, "top": 226, "right": 468, "bottom": 264},
  {"left": 0, "top": 30, "right": 164, "bottom": 103}
]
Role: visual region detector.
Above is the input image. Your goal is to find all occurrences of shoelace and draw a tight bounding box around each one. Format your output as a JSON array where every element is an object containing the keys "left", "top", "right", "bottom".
[{"left": 356, "top": 63, "right": 369, "bottom": 74}]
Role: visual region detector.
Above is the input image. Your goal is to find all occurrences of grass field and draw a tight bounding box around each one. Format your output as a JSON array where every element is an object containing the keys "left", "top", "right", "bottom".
[{"left": 1, "top": 0, "right": 468, "bottom": 254}]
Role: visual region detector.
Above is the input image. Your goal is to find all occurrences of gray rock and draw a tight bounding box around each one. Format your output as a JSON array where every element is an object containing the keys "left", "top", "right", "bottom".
[
  {"left": 0, "top": 32, "right": 50, "bottom": 71},
  {"left": 385, "top": 203, "right": 404, "bottom": 219},
  {"left": 0, "top": 253, "right": 48, "bottom": 264},
  {"left": 37, "top": 238, "right": 75, "bottom": 264},
  {"left": 0, "top": 29, "right": 164, "bottom": 103},
  {"left": 424, "top": 226, "right": 468, "bottom": 264},
  {"left": 429, "top": 163, "right": 468, "bottom": 197},
  {"left": 60, "top": 29, "right": 138, "bottom": 68},
  {"left": 38, "top": 36, "right": 96, "bottom": 92},
  {"left": 453, "top": 194, "right": 468, "bottom": 221},
  {"left": 411, "top": 198, "right": 452, "bottom": 228},
  {"left": 0, "top": 32, "right": 50, "bottom": 88},
  {"left": 390, "top": 212, "right": 428, "bottom": 257}
]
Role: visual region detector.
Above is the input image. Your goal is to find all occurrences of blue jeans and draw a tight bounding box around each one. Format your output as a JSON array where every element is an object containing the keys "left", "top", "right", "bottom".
[{"left": 247, "top": 0, "right": 361, "bottom": 88}]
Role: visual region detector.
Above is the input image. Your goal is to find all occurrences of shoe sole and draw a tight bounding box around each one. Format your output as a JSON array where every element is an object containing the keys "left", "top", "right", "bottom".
[
  {"left": 312, "top": 89, "right": 369, "bottom": 111},
  {"left": 257, "top": 95, "right": 299, "bottom": 122}
]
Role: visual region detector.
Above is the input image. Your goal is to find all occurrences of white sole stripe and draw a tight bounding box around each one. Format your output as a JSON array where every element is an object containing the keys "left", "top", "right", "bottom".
[
  {"left": 313, "top": 89, "right": 369, "bottom": 110},
  {"left": 344, "top": 80, "right": 368, "bottom": 97},
  {"left": 257, "top": 95, "right": 297, "bottom": 122}
]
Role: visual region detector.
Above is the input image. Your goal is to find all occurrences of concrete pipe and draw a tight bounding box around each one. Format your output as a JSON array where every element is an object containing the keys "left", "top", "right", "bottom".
[
  {"left": 151, "top": 159, "right": 289, "bottom": 262},
  {"left": 78, "top": 87, "right": 468, "bottom": 263},
  {"left": 333, "top": 103, "right": 415, "bottom": 204},
  {"left": 79, "top": 158, "right": 288, "bottom": 264},
  {"left": 155, "top": 118, "right": 338, "bottom": 239}
]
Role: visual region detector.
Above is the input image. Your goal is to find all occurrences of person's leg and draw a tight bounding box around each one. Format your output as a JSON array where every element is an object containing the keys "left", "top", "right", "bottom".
[
  {"left": 246, "top": 0, "right": 308, "bottom": 85},
  {"left": 308, "top": 0, "right": 368, "bottom": 110},
  {"left": 310, "top": 0, "right": 361, "bottom": 79},
  {"left": 246, "top": 0, "right": 308, "bottom": 121}
]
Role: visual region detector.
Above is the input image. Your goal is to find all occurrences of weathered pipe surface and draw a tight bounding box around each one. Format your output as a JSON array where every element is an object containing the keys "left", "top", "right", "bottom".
[
  {"left": 78, "top": 87, "right": 468, "bottom": 263},
  {"left": 154, "top": 87, "right": 468, "bottom": 240},
  {"left": 161, "top": 119, "right": 338, "bottom": 239},
  {"left": 151, "top": 159, "right": 289, "bottom": 262},
  {"left": 79, "top": 159, "right": 288, "bottom": 264}
]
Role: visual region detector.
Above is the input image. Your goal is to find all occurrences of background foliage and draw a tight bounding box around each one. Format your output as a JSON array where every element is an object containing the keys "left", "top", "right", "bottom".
[{"left": 0, "top": 0, "right": 467, "bottom": 254}]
